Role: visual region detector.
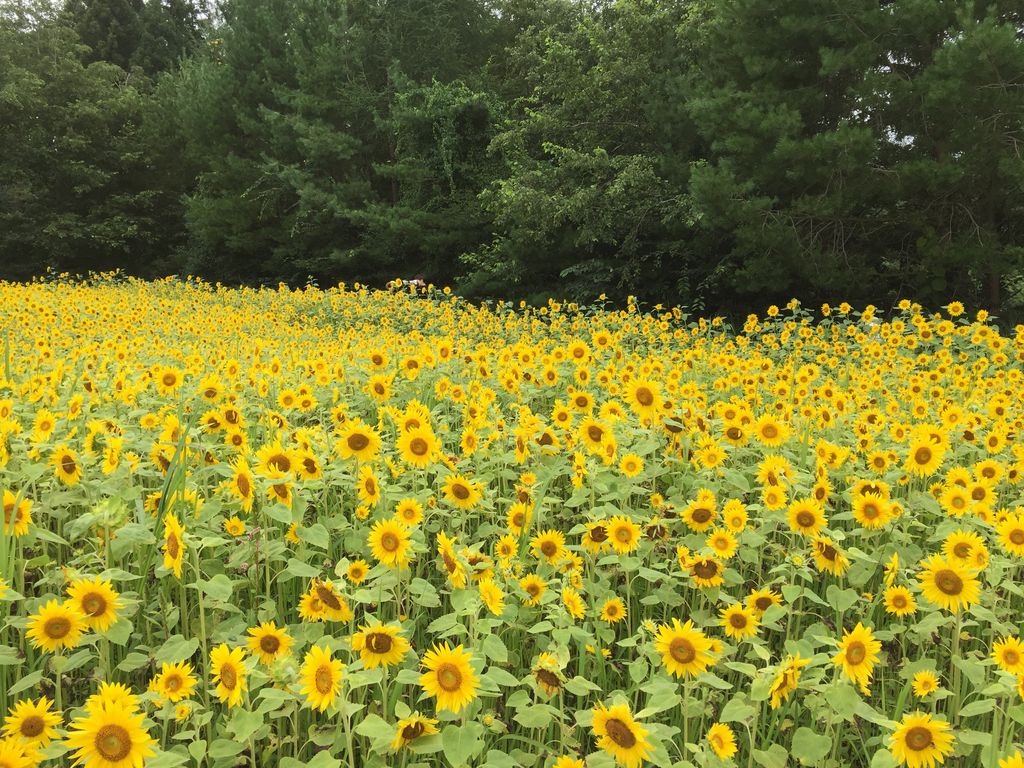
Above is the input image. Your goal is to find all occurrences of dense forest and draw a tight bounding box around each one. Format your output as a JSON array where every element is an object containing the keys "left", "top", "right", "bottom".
[{"left": 1, "top": 0, "right": 1023, "bottom": 315}]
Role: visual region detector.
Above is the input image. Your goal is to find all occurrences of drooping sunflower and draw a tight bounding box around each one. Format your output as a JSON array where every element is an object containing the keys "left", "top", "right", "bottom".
[
  {"left": 309, "top": 579, "right": 353, "bottom": 622},
  {"left": 833, "top": 623, "right": 881, "bottom": 694},
  {"left": 27, "top": 599, "right": 86, "bottom": 653},
  {"left": 787, "top": 498, "right": 826, "bottom": 537},
  {"left": 2, "top": 696, "right": 61, "bottom": 746},
  {"left": 162, "top": 512, "right": 185, "bottom": 578},
  {"left": 368, "top": 518, "right": 412, "bottom": 569},
  {"left": 653, "top": 619, "right": 714, "bottom": 678},
  {"left": 812, "top": 536, "right": 850, "bottom": 576},
  {"left": 993, "top": 636, "right": 1024, "bottom": 676},
  {"left": 707, "top": 722, "right": 738, "bottom": 759},
  {"left": 390, "top": 713, "right": 439, "bottom": 751},
  {"left": 889, "top": 712, "right": 955, "bottom": 768},
  {"left": 84, "top": 681, "right": 140, "bottom": 714},
  {"left": 335, "top": 420, "right": 382, "bottom": 462},
  {"left": 532, "top": 652, "right": 563, "bottom": 697},
  {"left": 769, "top": 654, "right": 810, "bottom": 709},
  {"left": 246, "top": 621, "right": 293, "bottom": 666},
  {"left": 228, "top": 457, "right": 255, "bottom": 513},
  {"left": 478, "top": 577, "right": 505, "bottom": 616},
  {"left": 884, "top": 586, "right": 918, "bottom": 617},
  {"left": 720, "top": 604, "right": 759, "bottom": 640},
  {"left": 299, "top": 645, "right": 344, "bottom": 712},
  {"left": 153, "top": 661, "right": 197, "bottom": 703},
  {"left": 419, "top": 642, "right": 479, "bottom": 714},
  {"left": 917, "top": 555, "right": 980, "bottom": 613},
  {"left": 351, "top": 623, "right": 411, "bottom": 669},
  {"left": 441, "top": 473, "right": 482, "bottom": 510},
  {"left": 209, "top": 644, "right": 247, "bottom": 708},
  {"left": 438, "top": 532, "right": 468, "bottom": 588},
  {"left": 582, "top": 521, "right": 610, "bottom": 553},
  {"left": 591, "top": 702, "right": 653, "bottom": 768}
]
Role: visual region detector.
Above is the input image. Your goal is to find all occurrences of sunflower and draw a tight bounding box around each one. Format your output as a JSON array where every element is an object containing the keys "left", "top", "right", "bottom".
[
  {"left": 619, "top": 453, "right": 644, "bottom": 478},
  {"left": 999, "top": 753, "right": 1024, "bottom": 768},
  {"left": 884, "top": 585, "right": 917, "bottom": 617},
  {"left": 720, "top": 604, "right": 759, "bottom": 640},
  {"left": 707, "top": 722, "right": 738, "bottom": 759},
  {"left": 478, "top": 577, "right": 505, "bottom": 616},
  {"left": 84, "top": 681, "right": 140, "bottom": 713},
  {"left": 519, "top": 574, "right": 547, "bottom": 606},
  {"left": 352, "top": 623, "right": 410, "bottom": 669},
  {"left": 495, "top": 534, "right": 518, "bottom": 562},
  {"left": 441, "top": 474, "right": 482, "bottom": 510},
  {"left": 65, "top": 701, "right": 156, "bottom": 768},
  {"left": 356, "top": 465, "right": 381, "bottom": 507},
  {"left": 600, "top": 597, "right": 627, "bottom": 624},
  {"left": 209, "top": 644, "right": 247, "bottom": 708},
  {"left": 942, "top": 529, "right": 987, "bottom": 567},
  {"left": 553, "top": 757, "right": 585, "bottom": 768},
  {"left": 395, "top": 498, "right": 424, "bottom": 527},
  {"left": 2, "top": 697, "right": 61, "bottom": 746},
  {"left": 582, "top": 521, "right": 610, "bottom": 553},
  {"left": 66, "top": 576, "right": 121, "bottom": 633},
  {"left": 889, "top": 713, "right": 955, "bottom": 768},
  {"left": 997, "top": 513, "right": 1024, "bottom": 557},
  {"left": 52, "top": 445, "right": 83, "bottom": 485},
  {"left": 812, "top": 536, "right": 850, "bottom": 576},
  {"left": 918, "top": 555, "right": 980, "bottom": 612},
  {"left": 530, "top": 529, "right": 565, "bottom": 564},
  {"left": 852, "top": 493, "right": 894, "bottom": 529},
  {"left": 993, "top": 636, "right": 1024, "bottom": 676},
  {"left": 246, "top": 621, "right": 293, "bottom": 666},
  {"left": 562, "top": 586, "right": 587, "bottom": 621},
  {"left": 224, "top": 516, "right": 246, "bottom": 537},
  {"left": 626, "top": 379, "right": 660, "bottom": 419},
  {"left": 689, "top": 555, "right": 725, "bottom": 588},
  {"left": 911, "top": 671, "right": 940, "bottom": 697},
  {"left": 1, "top": 491, "right": 31, "bottom": 537},
  {"left": 653, "top": 619, "right": 714, "bottom": 678},
  {"left": 746, "top": 588, "right": 782, "bottom": 617},
  {"left": 938, "top": 484, "right": 970, "bottom": 517},
  {"left": 27, "top": 599, "right": 85, "bottom": 653},
  {"left": 769, "top": 654, "right": 810, "bottom": 709},
  {"left": 335, "top": 420, "right": 381, "bottom": 462},
  {"left": 153, "top": 661, "right": 197, "bottom": 702},
  {"left": 607, "top": 515, "right": 642, "bottom": 554},
  {"left": 532, "top": 652, "right": 563, "bottom": 696},
  {"left": 787, "top": 498, "right": 826, "bottom": 537},
  {"left": 255, "top": 441, "right": 295, "bottom": 477},
  {"left": 754, "top": 414, "right": 789, "bottom": 447},
  {"left": 591, "top": 702, "right": 653, "bottom": 768},
  {"left": 905, "top": 439, "right": 945, "bottom": 477},
  {"left": 368, "top": 519, "right": 412, "bottom": 568},
  {"left": 162, "top": 512, "right": 185, "bottom": 578},
  {"left": 438, "top": 532, "right": 468, "bottom": 588},
  {"left": 390, "top": 713, "right": 439, "bottom": 751},
  {"left": 309, "top": 579, "right": 353, "bottom": 622},
  {"left": 419, "top": 642, "right": 479, "bottom": 714},
  {"left": 682, "top": 490, "right": 717, "bottom": 532},
  {"left": 706, "top": 528, "right": 738, "bottom": 559},
  {"left": 397, "top": 427, "right": 439, "bottom": 469},
  {"left": 346, "top": 559, "right": 370, "bottom": 584},
  {"left": 299, "top": 645, "right": 344, "bottom": 711},
  {"left": 833, "top": 623, "right": 881, "bottom": 694}
]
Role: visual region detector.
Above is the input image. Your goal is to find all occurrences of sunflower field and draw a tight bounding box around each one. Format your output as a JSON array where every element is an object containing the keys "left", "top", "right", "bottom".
[{"left": 0, "top": 277, "right": 1023, "bottom": 768}]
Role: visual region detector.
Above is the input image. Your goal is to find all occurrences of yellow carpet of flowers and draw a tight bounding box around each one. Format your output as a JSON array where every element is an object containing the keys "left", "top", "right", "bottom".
[{"left": 0, "top": 277, "right": 1022, "bottom": 768}]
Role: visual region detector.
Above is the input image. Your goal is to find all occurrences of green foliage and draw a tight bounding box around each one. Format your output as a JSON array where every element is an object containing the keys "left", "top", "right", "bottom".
[{"left": 0, "top": 0, "right": 1022, "bottom": 317}]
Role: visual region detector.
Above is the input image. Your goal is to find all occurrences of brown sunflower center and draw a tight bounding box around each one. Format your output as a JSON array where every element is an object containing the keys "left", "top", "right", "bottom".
[
  {"left": 589, "top": 525, "right": 608, "bottom": 543},
  {"left": 20, "top": 715, "right": 44, "bottom": 738},
  {"left": 762, "top": 424, "right": 779, "bottom": 439},
  {"left": 45, "top": 617, "right": 71, "bottom": 640},
  {"left": 451, "top": 483, "right": 470, "bottom": 500},
  {"left": 691, "top": 508, "right": 712, "bottom": 524},
  {"left": 267, "top": 453, "right": 291, "bottom": 473},
  {"left": 535, "top": 669, "right": 561, "bottom": 690},
  {"left": 61, "top": 455, "right": 77, "bottom": 475},
  {"left": 259, "top": 635, "right": 281, "bottom": 655},
  {"left": 347, "top": 433, "right": 370, "bottom": 451},
  {"left": 236, "top": 473, "right": 251, "bottom": 497},
  {"left": 635, "top": 387, "right": 654, "bottom": 407},
  {"left": 315, "top": 665, "right": 333, "bottom": 695},
  {"left": 1009, "top": 529, "right": 1024, "bottom": 545},
  {"left": 614, "top": 526, "right": 632, "bottom": 543},
  {"left": 587, "top": 426, "right": 604, "bottom": 443},
  {"left": 692, "top": 560, "right": 719, "bottom": 579},
  {"left": 934, "top": 569, "right": 963, "bottom": 596},
  {"left": 540, "top": 540, "right": 558, "bottom": 557},
  {"left": 402, "top": 722, "right": 425, "bottom": 741},
  {"left": 953, "top": 542, "right": 971, "bottom": 559},
  {"left": 220, "top": 664, "right": 237, "bottom": 690},
  {"left": 436, "top": 662, "right": 463, "bottom": 692},
  {"left": 165, "top": 674, "right": 182, "bottom": 692},
  {"left": 904, "top": 726, "right": 933, "bottom": 752},
  {"left": 914, "top": 447, "right": 933, "bottom": 466},
  {"left": 605, "top": 718, "right": 637, "bottom": 749},
  {"left": 729, "top": 613, "right": 748, "bottom": 629},
  {"left": 845, "top": 641, "right": 866, "bottom": 665},
  {"left": 380, "top": 532, "right": 399, "bottom": 552},
  {"left": 409, "top": 437, "right": 428, "bottom": 456},
  {"left": 367, "top": 632, "right": 394, "bottom": 655},
  {"left": 1003, "top": 649, "right": 1019, "bottom": 666},
  {"left": 95, "top": 724, "right": 132, "bottom": 762},
  {"left": 315, "top": 584, "right": 342, "bottom": 611},
  {"left": 669, "top": 637, "right": 696, "bottom": 665},
  {"left": 796, "top": 511, "right": 816, "bottom": 528},
  {"left": 755, "top": 596, "right": 773, "bottom": 611},
  {"left": 82, "top": 593, "right": 107, "bottom": 617},
  {"left": 166, "top": 533, "right": 180, "bottom": 559}
]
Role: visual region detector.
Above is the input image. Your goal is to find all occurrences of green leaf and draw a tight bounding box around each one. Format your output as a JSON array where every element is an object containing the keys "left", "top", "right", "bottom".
[
  {"left": 8, "top": 670, "right": 43, "bottom": 696},
  {"left": 284, "top": 558, "right": 321, "bottom": 579},
  {"left": 958, "top": 699, "right": 995, "bottom": 718},
  {"left": 199, "top": 574, "right": 233, "bottom": 601},
  {"left": 441, "top": 722, "right": 485, "bottom": 767},
  {"left": 791, "top": 726, "right": 831, "bottom": 765},
  {"left": 481, "top": 634, "right": 508, "bottom": 663},
  {"left": 485, "top": 668, "right": 519, "bottom": 687},
  {"left": 228, "top": 708, "right": 263, "bottom": 741},
  {"left": 147, "top": 749, "right": 190, "bottom": 768},
  {"left": 719, "top": 696, "right": 756, "bottom": 723},
  {"left": 105, "top": 618, "right": 133, "bottom": 646},
  {"left": 156, "top": 635, "right": 200, "bottom": 663},
  {"left": 752, "top": 743, "right": 789, "bottom": 768}
]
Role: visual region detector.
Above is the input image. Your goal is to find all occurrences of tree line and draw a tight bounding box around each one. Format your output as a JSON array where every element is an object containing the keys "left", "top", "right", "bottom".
[{"left": 1, "top": 0, "right": 1023, "bottom": 316}]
